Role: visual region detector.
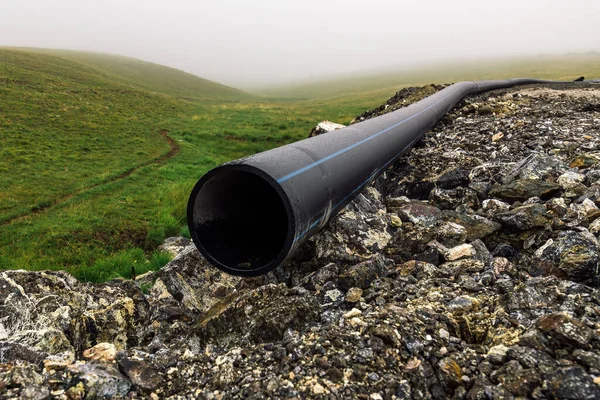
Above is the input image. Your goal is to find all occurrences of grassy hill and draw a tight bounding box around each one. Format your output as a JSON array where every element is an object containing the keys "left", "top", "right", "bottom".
[
  {"left": 255, "top": 53, "right": 600, "bottom": 99},
  {"left": 0, "top": 47, "right": 257, "bottom": 280},
  {"left": 0, "top": 47, "right": 372, "bottom": 281},
  {"left": 14, "top": 47, "right": 248, "bottom": 101}
]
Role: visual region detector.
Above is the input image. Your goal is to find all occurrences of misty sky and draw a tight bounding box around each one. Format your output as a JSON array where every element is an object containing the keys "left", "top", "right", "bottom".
[{"left": 2, "top": 0, "right": 599, "bottom": 88}]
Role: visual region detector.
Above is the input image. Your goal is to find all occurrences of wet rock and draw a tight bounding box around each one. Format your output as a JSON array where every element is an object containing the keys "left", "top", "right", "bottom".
[
  {"left": 508, "top": 153, "right": 567, "bottom": 182},
  {"left": 442, "top": 211, "right": 501, "bottom": 241},
  {"left": 481, "top": 198, "right": 510, "bottom": 217},
  {"left": 543, "top": 366, "right": 600, "bottom": 399},
  {"left": 338, "top": 255, "right": 388, "bottom": 290},
  {"left": 557, "top": 171, "right": 586, "bottom": 190},
  {"left": 489, "top": 179, "right": 562, "bottom": 202},
  {"left": 448, "top": 296, "right": 478, "bottom": 314},
  {"left": 68, "top": 362, "right": 132, "bottom": 398},
  {"left": 435, "top": 168, "right": 471, "bottom": 189},
  {"left": 397, "top": 203, "right": 442, "bottom": 227},
  {"left": 153, "top": 244, "right": 239, "bottom": 313},
  {"left": 497, "top": 368, "right": 540, "bottom": 397},
  {"left": 533, "top": 231, "right": 599, "bottom": 282},
  {"left": 535, "top": 313, "right": 593, "bottom": 348},
  {"left": 0, "top": 342, "right": 47, "bottom": 366},
  {"left": 429, "top": 187, "right": 479, "bottom": 210},
  {"left": 116, "top": 352, "right": 165, "bottom": 391},
  {"left": 496, "top": 203, "right": 552, "bottom": 231},
  {"left": 190, "top": 284, "right": 320, "bottom": 345}
]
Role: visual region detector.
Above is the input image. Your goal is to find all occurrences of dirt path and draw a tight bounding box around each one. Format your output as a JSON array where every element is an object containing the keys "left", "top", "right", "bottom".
[{"left": 1, "top": 130, "right": 180, "bottom": 226}]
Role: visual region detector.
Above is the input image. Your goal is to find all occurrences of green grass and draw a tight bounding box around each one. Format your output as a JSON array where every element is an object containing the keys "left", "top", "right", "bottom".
[
  {"left": 1, "top": 47, "right": 598, "bottom": 282},
  {"left": 254, "top": 53, "right": 600, "bottom": 99},
  {"left": 16, "top": 47, "right": 248, "bottom": 101}
]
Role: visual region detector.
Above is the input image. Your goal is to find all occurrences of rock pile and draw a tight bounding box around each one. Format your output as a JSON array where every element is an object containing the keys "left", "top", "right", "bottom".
[{"left": 2, "top": 83, "right": 600, "bottom": 399}]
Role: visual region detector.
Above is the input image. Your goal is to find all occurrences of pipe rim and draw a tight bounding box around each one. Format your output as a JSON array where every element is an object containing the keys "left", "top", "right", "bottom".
[{"left": 187, "top": 163, "right": 295, "bottom": 277}]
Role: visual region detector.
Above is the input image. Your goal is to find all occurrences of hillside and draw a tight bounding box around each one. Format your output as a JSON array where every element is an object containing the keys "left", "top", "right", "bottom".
[
  {"left": 0, "top": 48, "right": 183, "bottom": 224},
  {"left": 0, "top": 47, "right": 375, "bottom": 279},
  {"left": 255, "top": 53, "right": 600, "bottom": 99},
  {"left": 11, "top": 47, "right": 248, "bottom": 101},
  {"left": 0, "top": 48, "right": 254, "bottom": 277}
]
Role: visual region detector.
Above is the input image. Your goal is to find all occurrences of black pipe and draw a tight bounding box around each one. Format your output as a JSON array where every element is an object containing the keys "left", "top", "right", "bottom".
[{"left": 187, "top": 78, "right": 560, "bottom": 276}]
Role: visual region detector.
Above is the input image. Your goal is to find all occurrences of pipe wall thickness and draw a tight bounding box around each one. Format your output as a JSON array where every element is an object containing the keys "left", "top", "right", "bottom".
[{"left": 188, "top": 78, "right": 557, "bottom": 276}]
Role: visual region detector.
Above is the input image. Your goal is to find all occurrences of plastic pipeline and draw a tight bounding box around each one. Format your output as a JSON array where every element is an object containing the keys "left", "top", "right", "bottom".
[{"left": 187, "top": 78, "right": 560, "bottom": 276}]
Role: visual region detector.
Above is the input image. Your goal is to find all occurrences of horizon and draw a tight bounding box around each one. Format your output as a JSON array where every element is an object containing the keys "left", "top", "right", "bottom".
[
  {"left": 3, "top": 45, "right": 599, "bottom": 92},
  {"left": 2, "top": 0, "right": 599, "bottom": 88}
]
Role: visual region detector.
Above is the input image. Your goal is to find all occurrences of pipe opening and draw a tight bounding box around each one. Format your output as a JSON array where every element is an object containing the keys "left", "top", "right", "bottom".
[{"left": 188, "top": 168, "right": 291, "bottom": 276}]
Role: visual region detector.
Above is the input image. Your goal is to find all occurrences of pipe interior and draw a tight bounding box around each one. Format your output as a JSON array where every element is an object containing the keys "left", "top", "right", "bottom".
[{"left": 190, "top": 170, "right": 289, "bottom": 272}]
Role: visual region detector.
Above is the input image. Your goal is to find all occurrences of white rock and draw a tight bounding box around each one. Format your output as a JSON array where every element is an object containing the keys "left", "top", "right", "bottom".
[
  {"left": 82, "top": 342, "right": 117, "bottom": 363},
  {"left": 438, "top": 222, "right": 467, "bottom": 238},
  {"left": 439, "top": 329, "right": 450, "bottom": 340},
  {"left": 349, "top": 317, "right": 367, "bottom": 327},
  {"left": 325, "top": 289, "right": 343, "bottom": 303},
  {"left": 492, "top": 257, "right": 515, "bottom": 275},
  {"left": 444, "top": 244, "right": 476, "bottom": 261},
  {"left": 313, "top": 383, "right": 326, "bottom": 395},
  {"left": 582, "top": 198, "right": 599, "bottom": 216},
  {"left": 534, "top": 239, "right": 554, "bottom": 258},
  {"left": 317, "top": 120, "right": 345, "bottom": 132},
  {"left": 557, "top": 171, "right": 585, "bottom": 189},
  {"left": 0, "top": 322, "right": 8, "bottom": 340},
  {"left": 487, "top": 344, "right": 509, "bottom": 364},
  {"left": 343, "top": 308, "right": 362, "bottom": 318},
  {"left": 482, "top": 199, "right": 510, "bottom": 214}
]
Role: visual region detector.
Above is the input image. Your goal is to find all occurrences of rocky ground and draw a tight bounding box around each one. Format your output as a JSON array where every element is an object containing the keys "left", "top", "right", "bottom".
[{"left": 2, "top": 82, "right": 600, "bottom": 399}]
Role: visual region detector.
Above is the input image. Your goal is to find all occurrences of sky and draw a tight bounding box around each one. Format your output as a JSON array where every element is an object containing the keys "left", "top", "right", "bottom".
[{"left": 1, "top": 0, "right": 599, "bottom": 88}]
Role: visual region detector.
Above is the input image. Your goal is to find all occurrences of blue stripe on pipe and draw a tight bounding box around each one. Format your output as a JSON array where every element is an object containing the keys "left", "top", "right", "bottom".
[
  {"left": 277, "top": 85, "right": 465, "bottom": 184},
  {"left": 291, "top": 107, "right": 439, "bottom": 244}
]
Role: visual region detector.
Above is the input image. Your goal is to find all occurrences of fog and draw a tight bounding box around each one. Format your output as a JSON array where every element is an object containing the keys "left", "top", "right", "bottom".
[{"left": 2, "top": 0, "right": 599, "bottom": 88}]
